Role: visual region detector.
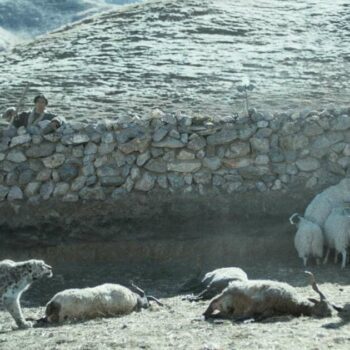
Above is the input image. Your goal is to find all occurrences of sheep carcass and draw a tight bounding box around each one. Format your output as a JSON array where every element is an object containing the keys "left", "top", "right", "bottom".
[
  {"left": 43, "top": 283, "right": 162, "bottom": 323},
  {"left": 181, "top": 267, "right": 248, "bottom": 301},
  {"left": 203, "top": 272, "right": 341, "bottom": 321}
]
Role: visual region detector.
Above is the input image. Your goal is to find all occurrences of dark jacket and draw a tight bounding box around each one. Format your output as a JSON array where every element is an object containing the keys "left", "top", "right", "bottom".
[{"left": 13, "top": 110, "right": 61, "bottom": 128}]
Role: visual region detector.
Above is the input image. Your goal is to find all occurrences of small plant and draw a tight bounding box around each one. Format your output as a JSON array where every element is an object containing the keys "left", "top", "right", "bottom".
[{"left": 237, "top": 77, "right": 255, "bottom": 116}]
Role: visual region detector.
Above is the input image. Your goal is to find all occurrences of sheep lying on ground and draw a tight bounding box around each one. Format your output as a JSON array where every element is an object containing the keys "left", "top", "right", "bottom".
[
  {"left": 40, "top": 282, "right": 162, "bottom": 323},
  {"left": 289, "top": 213, "right": 324, "bottom": 266},
  {"left": 203, "top": 271, "right": 342, "bottom": 321},
  {"left": 180, "top": 267, "right": 248, "bottom": 301},
  {"left": 323, "top": 207, "right": 350, "bottom": 269}
]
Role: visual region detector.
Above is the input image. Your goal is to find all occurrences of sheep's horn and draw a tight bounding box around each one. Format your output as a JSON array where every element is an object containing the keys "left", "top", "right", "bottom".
[
  {"left": 289, "top": 213, "right": 299, "bottom": 225},
  {"left": 130, "top": 281, "right": 146, "bottom": 297},
  {"left": 147, "top": 295, "right": 164, "bottom": 306},
  {"left": 304, "top": 271, "right": 326, "bottom": 301}
]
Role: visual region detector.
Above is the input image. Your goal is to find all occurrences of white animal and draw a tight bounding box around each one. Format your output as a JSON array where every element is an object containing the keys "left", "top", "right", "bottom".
[
  {"left": 289, "top": 213, "right": 323, "bottom": 266},
  {"left": 43, "top": 283, "right": 162, "bottom": 323},
  {"left": 203, "top": 271, "right": 342, "bottom": 321},
  {"left": 0, "top": 259, "right": 53, "bottom": 329},
  {"left": 304, "top": 179, "right": 350, "bottom": 227},
  {"left": 323, "top": 207, "right": 350, "bottom": 269},
  {"left": 188, "top": 267, "right": 248, "bottom": 301}
]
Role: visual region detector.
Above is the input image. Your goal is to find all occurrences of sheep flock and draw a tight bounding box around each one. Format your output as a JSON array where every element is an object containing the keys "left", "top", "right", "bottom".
[{"left": 289, "top": 178, "right": 350, "bottom": 269}]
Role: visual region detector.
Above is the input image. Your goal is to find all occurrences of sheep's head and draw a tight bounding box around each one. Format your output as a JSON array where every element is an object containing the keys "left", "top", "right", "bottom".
[
  {"left": 305, "top": 271, "right": 341, "bottom": 317},
  {"left": 203, "top": 292, "right": 234, "bottom": 319},
  {"left": 130, "top": 282, "right": 163, "bottom": 310},
  {"left": 289, "top": 213, "right": 300, "bottom": 225}
]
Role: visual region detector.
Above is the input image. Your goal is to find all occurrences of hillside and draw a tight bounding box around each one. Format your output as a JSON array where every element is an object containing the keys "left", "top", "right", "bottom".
[{"left": 0, "top": 0, "right": 349, "bottom": 122}]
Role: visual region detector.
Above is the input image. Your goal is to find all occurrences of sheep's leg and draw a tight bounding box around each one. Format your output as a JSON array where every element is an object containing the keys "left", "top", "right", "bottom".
[
  {"left": 334, "top": 251, "right": 338, "bottom": 264},
  {"left": 341, "top": 250, "right": 347, "bottom": 269},
  {"left": 316, "top": 258, "right": 321, "bottom": 266},
  {"left": 302, "top": 257, "right": 308, "bottom": 266},
  {"left": 323, "top": 248, "right": 330, "bottom": 264}
]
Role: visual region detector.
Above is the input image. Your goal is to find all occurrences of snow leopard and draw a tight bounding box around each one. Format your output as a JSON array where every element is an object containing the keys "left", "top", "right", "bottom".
[{"left": 0, "top": 259, "right": 53, "bottom": 329}]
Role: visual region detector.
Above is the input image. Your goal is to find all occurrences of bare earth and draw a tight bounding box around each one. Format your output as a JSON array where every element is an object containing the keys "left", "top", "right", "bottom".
[{"left": 0, "top": 263, "right": 349, "bottom": 349}]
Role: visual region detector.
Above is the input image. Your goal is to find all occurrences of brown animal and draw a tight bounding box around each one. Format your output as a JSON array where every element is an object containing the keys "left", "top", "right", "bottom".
[{"left": 203, "top": 272, "right": 342, "bottom": 321}]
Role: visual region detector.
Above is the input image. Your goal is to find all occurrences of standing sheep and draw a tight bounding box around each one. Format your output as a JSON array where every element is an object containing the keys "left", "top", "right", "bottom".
[
  {"left": 289, "top": 213, "right": 323, "bottom": 266},
  {"left": 180, "top": 267, "right": 248, "bottom": 301},
  {"left": 42, "top": 282, "right": 162, "bottom": 323},
  {"left": 323, "top": 207, "right": 350, "bottom": 269},
  {"left": 203, "top": 271, "right": 342, "bottom": 321},
  {"left": 304, "top": 179, "right": 350, "bottom": 227}
]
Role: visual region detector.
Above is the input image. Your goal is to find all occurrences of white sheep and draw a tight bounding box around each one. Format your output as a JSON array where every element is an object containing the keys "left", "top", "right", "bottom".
[
  {"left": 203, "top": 271, "right": 342, "bottom": 321},
  {"left": 304, "top": 179, "right": 350, "bottom": 227},
  {"left": 289, "top": 213, "right": 324, "bottom": 266},
  {"left": 42, "top": 283, "right": 162, "bottom": 323},
  {"left": 323, "top": 207, "right": 350, "bottom": 269},
  {"left": 181, "top": 267, "right": 248, "bottom": 301}
]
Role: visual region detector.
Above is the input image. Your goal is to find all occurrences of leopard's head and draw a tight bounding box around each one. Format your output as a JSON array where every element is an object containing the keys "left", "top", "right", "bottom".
[{"left": 26, "top": 259, "right": 53, "bottom": 280}]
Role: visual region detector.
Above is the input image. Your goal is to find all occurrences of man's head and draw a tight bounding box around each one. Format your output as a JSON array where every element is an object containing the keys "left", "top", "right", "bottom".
[{"left": 34, "top": 94, "right": 48, "bottom": 113}]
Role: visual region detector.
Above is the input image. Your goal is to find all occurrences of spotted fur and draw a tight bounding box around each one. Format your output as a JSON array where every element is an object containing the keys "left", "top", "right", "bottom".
[{"left": 0, "top": 259, "right": 53, "bottom": 329}]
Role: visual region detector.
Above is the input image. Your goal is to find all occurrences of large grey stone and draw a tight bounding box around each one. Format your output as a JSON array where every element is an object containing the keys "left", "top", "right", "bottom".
[
  {"left": 330, "top": 115, "right": 350, "bottom": 131},
  {"left": 98, "top": 143, "right": 115, "bottom": 155},
  {"left": 296, "top": 158, "right": 320, "bottom": 172},
  {"left": 227, "top": 142, "right": 250, "bottom": 158},
  {"left": 9, "top": 134, "right": 31, "bottom": 147},
  {"left": 119, "top": 137, "right": 150, "bottom": 154},
  {"left": 207, "top": 129, "right": 237, "bottom": 145},
  {"left": 100, "top": 176, "right": 125, "bottom": 187},
  {"left": 58, "top": 163, "right": 79, "bottom": 181},
  {"left": 203, "top": 157, "right": 221, "bottom": 170},
  {"left": 144, "top": 159, "right": 167, "bottom": 173},
  {"left": 42, "top": 154, "right": 66, "bottom": 168},
  {"left": 134, "top": 172, "right": 156, "bottom": 191},
  {"left": 40, "top": 181, "right": 55, "bottom": 200},
  {"left": 79, "top": 186, "right": 106, "bottom": 200},
  {"left": 152, "top": 137, "right": 184, "bottom": 149},
  {"left": 53, "top": 183, "right": 70, "bottom": 197},
  {"left": 136, "top": 151, "right": 151, "bottom": 166},
  {"left": 7, "top": 150, "right": 27, "bottom": 163},
  {"left": 24, "top": 182, "right": 41, "bottom": 197},
  {"left": 153, "top": 126, "right": 169, "bottom": 142},
  {"left": 62, "top": 133, "right": 90, "bottom": 145},
  {"left": 7, "top": 186, "right": 23, "bottom": 200},
  {"left": 167, "top": 160, "right": 201, "bottom": 173}
]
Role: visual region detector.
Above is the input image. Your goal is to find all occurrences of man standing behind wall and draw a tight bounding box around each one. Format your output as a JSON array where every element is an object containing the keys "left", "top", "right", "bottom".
[{"left": 12, "top": 94, "right": 65, "bottom": 132}]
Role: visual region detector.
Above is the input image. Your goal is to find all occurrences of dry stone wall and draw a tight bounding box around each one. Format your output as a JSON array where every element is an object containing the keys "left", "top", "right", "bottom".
[{"left": 1, "top": 106, "right": 350, "bottom": 204}]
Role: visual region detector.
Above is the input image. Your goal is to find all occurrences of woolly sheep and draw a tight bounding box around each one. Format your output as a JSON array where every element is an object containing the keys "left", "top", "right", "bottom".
[
  {"left": 323, "top": 207, "right": 350, "bottom": 269},
  {"left": 203, "top": 271, "right": 342, "bottom": 321},
  {"left": 41, "top": 283, "right": 162, "bottom": 323},
  {"left": 304, "top": 179, "right": 350, "bottom": 227},
  {"left": 180, "top": 267, "right": 248, "bottom": 301},
  {"left": 289, "top": 213, "right": 323, "bottom": 266}
]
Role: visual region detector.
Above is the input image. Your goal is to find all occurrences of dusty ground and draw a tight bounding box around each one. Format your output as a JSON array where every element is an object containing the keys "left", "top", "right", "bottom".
[{"left": 1, "top": 262, "right": 350, "bottom": 349}]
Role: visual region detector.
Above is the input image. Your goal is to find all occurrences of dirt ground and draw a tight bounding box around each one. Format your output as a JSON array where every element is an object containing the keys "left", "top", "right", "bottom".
[{"left": 1, "top": 262, "right": 350, "bottom": 350}]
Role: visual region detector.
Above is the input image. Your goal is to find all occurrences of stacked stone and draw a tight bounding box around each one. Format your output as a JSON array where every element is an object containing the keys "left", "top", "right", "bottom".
[{"left": 1, "top": 106, "right": 350, "bottom": 202}]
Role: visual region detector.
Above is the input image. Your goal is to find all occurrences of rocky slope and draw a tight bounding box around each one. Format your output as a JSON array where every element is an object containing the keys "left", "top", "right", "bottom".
[{"left": 0, "top": 0, "right": 349, "bottom": 122}]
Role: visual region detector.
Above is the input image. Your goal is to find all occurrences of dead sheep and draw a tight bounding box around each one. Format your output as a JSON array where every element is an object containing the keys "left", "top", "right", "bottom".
[
  {"left": 41, "top": 282, "right": 162, "bottom": 323},
  {"left": 203, "top": 271, "right": 342, "bottom": 321},
  {"left": 289, "top": 213, "right": 324, "bottom": 266},
  {"left": 180, "top": 267, "right": 248, "bottom": 301},
  {"left": 323, "top": 207, "right": 350, "bottom": 269}
]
